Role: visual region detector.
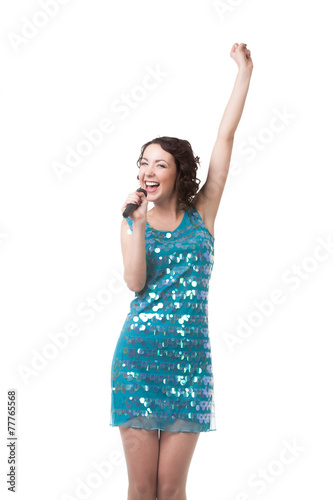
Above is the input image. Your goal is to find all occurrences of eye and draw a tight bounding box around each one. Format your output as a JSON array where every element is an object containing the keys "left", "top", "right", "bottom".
[{"left": 140, "top": 162, "right": 165, "bottom": 168}]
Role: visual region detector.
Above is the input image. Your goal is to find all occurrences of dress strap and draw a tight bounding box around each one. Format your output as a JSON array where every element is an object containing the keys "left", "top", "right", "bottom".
[{"left": 125, "top": 217, "right": 133, "bottom": 233}]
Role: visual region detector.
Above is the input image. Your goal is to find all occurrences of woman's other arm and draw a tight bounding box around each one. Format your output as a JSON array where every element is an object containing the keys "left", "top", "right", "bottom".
[
  {"left": 121, "top": 191, "right": 148, "bottom": 292},
  {"left": 217, "top": 43, "right": 253, "bottom": 140},
  {"left": 194, "top": 43, "right": 253, "bottom": 226}
]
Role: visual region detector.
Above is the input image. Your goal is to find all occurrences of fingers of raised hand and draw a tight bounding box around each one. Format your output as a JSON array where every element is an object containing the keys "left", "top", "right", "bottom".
[
  {"left": 231, "top": 43, "right": 252, "bottom": 63},
  {"left": 232, "top": 42, "right": 247, "bottom": 51}
]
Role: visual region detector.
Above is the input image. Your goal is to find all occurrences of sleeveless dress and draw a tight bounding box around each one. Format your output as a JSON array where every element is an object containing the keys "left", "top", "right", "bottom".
[{"left": 110, "top": 206, "right": 216, "bottom": 433}]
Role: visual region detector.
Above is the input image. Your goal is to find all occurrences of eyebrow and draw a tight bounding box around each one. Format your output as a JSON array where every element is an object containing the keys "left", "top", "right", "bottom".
[{"left": 141, "top": 157, "right": 169, "bottom": 166}]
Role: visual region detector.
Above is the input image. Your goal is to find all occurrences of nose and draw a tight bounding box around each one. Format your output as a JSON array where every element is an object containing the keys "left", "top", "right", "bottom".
[{"left": 143, "top": 163, "right": 157, "bottom": 178}]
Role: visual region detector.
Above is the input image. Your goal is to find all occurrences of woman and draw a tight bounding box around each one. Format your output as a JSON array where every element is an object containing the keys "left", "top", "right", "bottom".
[{"left": 110, "top": 42, "right": 253, "bottom": 500}]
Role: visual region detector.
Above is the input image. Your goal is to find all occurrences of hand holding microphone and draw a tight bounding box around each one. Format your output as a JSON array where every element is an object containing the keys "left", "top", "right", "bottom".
[{"left": 122, "top": 187, "right": 148, "bottom": 219}]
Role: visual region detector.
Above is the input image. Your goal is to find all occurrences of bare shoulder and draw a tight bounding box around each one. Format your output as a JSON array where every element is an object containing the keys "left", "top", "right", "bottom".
[
  {"left": 120, "top": 217, "right": 132, "bottom": 263},
  {"left": 121, "top": 217, "right": 131, "bottom": 229},
  {"left": 121, "top": 217, "right": 132, "bottom": 236},
  {"left": 192, "top": 193, "right": 215, "bottom": 239}
]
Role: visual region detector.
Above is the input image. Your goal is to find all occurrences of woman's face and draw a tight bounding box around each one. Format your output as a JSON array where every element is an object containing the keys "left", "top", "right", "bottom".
[{"left": 139, "top": 143, "right": 178, "bottom": 202}]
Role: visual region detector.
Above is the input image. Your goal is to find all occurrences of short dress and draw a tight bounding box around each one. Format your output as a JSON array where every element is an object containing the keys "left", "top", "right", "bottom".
[{"left": 110, "top": 206, "right": 216, "bottom": 433}]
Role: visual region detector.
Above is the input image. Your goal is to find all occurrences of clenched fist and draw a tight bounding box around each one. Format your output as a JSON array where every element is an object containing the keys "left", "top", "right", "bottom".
[{"left": 230, "top": 43, "right": 253, "bottom": 73}]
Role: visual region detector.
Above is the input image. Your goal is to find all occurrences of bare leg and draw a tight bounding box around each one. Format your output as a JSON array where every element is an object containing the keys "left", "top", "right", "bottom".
[
  {"left": 119, "top": 426, "right": 160, "bottom": 500},
  {"left": 156, "top": 430, "right": 200, "bottom": 500}
]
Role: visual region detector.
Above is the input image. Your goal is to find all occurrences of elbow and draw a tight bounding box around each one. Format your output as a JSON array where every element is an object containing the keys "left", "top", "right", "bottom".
[
  {"left": 124, "top": 274, "right": 146, "bottom": 293},
  {"left": 218, "top": 132, "right": 234, "bottom": 142},
  {"left": 129, "top": 282, "right": 146, "bottom": 293}
]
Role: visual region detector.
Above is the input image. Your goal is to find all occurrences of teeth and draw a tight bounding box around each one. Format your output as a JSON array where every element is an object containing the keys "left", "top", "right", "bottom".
[{"left": 146, "top": 182, "right": 159, "bottom": 186}]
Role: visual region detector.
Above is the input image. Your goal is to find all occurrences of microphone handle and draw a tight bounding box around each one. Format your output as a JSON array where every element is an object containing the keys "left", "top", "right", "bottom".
[{"left": 122, "top": 188, "right": 147, "bottom": 218}]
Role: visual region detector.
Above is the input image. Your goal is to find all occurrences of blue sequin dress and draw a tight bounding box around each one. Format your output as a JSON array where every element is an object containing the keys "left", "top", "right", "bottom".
[{"left": 110, "top": 206, "right": 216, "bottom": 433}]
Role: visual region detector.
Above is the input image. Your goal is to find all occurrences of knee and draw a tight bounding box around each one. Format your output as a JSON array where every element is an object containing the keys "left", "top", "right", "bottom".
[
  {"left": 157, "top": 482, "right": 183, "bottom": 499},
  {"left": 129, "top": 481, "right": 157, "bottom": 500}
]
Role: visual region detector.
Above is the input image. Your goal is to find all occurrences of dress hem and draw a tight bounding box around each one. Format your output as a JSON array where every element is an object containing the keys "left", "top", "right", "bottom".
[{"left": 109, "top": 422, "right": 216, "bottom": 433}]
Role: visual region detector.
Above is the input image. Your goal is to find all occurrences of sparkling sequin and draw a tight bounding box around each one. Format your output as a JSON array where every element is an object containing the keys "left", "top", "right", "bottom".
[{"left": 110, "top": 207, "right": 216, "bottom": 433}]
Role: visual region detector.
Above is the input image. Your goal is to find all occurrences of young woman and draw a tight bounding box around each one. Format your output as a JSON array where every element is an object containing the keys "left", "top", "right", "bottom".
[{"left": 110, "top": 42, "right": 253, "bottom": 500}]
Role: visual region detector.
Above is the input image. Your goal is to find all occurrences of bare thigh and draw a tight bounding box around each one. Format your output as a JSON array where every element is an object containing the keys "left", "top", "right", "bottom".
[
  {"left": 157, "top": 430, "right": 200, "bottom": 499},
  {"left": 119, "top": 426, "right": 160, "bottom": 498}
]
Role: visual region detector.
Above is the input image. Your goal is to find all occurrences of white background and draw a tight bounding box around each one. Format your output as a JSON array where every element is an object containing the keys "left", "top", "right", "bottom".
[{"left": 1, "top": 0, "right": 332, "bottom": 499}]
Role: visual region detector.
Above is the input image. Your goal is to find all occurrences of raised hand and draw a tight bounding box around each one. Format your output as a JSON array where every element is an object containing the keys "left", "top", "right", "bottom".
[{"left": 230, "top": 43, "right": 253, "bottom": 73}]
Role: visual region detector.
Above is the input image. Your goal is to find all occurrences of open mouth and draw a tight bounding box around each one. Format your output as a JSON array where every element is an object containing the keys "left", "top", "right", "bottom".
[{"left": 145, "top": 182, "right": 160, "bottom": 192}]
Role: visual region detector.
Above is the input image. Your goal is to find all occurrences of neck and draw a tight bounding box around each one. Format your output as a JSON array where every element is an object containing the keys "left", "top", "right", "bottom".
[{"left": 151, "top": 202, "right": 184, "bottom": 221}]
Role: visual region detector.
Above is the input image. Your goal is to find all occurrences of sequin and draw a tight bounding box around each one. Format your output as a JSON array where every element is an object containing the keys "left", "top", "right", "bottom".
[{"left": 110, "top": 207, "right": 216, "bottom": 433}]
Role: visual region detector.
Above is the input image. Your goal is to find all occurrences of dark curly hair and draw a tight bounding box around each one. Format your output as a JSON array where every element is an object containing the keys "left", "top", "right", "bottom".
[{"left": 136, "top": 136, "right": 201, "bottom": 211}]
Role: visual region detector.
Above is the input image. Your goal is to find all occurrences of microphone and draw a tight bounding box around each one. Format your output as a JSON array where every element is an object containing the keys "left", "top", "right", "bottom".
[{"left": 122, "top": 187, "right": 147, "bottom": 218}]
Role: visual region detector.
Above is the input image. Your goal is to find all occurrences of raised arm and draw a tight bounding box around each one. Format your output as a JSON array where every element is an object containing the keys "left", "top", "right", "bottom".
[{"left": 194, "top": 43, "right": 253, "bottom": 233}]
